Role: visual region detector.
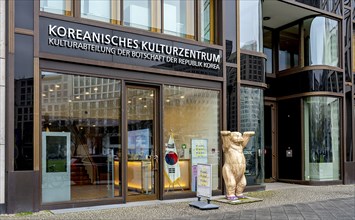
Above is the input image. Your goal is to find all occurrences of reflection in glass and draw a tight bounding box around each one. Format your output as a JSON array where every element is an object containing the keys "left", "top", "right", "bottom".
[
  {"left": 14, "top": 34, "right": 34, "bottom": 171},
  {"left": 263, "top": 29, "right": 273, "bottom": 74},
  {"left": 224, "top": 0, "right": 237, "bottom": 63},
  {"left": 46, "top": 136, "right": 68, "bottom": 172},
  {"left": 81, "top": 0, "right": 112, "bottom": 23},
  {"left": 41, "top": 72, "right": 122, "bottom": 202},
  {"left": 40, "top": 0, "right": 72, "bottom": 16},
  {"left": 304, "top": 97, "right": 340, "bottom": 180},
  {"left": 124, "top": 0, "right": 161, "bottom": 31},
  {"left": 164, "top": 0, "right": 195, "bottom": 39},
  {"left": 240, "top": 87, "right": 264, "bottom": 185},
  {"left": 240, "top": 0, "right": 262, "bottom": 52},
  {"left": 127, "top": 88, "right": 156, "bottom": 196},
  {"left": 226, "top": 67, "right": 238, "bottom": 131},
  {"left": 163, "top": 86, "right": 220, "bottom": 193},
  {"left": 200, "top": 0, "right": 215, "bottom": 43},
  {"left": 304, "top": 17, "right": 339, "bottom": 67},
  {"left": 279, "top": 24, "right": 299, "bottom": 71}
]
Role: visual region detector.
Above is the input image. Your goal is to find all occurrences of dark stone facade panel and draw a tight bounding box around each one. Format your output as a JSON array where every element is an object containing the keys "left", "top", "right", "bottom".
[{"left": 267, "top": 70, "right": 344, "bottom": 97}]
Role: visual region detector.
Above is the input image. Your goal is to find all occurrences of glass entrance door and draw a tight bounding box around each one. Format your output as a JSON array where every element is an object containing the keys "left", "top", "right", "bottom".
[{"left": 126, "top": 86, "right": 158, "bottom": 201}]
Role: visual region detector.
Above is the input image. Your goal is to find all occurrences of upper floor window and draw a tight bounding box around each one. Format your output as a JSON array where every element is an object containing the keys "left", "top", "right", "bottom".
[
  {"left": 200, "top": 0, "right": 215, "bottom": 43},
  {"left": 163, "top": 0, "right": 195, "bottom": 39},
  {"left": 224, "top": 0, "right": 237, "bottom": 63},
  {"left": 81, "top": 0, "right": 117, "bottom": 23},
  {"left": 279, "top": 24, "right": 299, "bottom": 71},
  {"left": 124, "top": 0, "right": 161, "bottom": 32},
  {"left": 304, "top": 17, "right": 339, "bottom": 67},
  {"left": 240, "top": 0, "right": 262, "bottom": 52},
  {"left": 40, "top": 0, "right": 72, "bottom": 16},
  {"left": 40, "top": 0, "right": 216, "bottom": 43}
]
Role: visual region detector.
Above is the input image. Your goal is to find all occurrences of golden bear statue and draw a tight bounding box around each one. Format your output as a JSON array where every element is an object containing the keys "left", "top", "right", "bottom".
[{"left": 220, "top": 131, "right": 255, "bottom": 200}]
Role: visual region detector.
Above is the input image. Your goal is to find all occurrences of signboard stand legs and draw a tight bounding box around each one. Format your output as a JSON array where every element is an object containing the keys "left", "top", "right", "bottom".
[{"left": 189, "top": 196, "right": 219, "bottom": 210}]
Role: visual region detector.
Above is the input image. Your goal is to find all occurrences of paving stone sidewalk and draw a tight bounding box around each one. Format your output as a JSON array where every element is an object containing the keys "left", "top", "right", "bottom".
[
  {"left": 0, "top": 183, "right": 354, "bottom": 219},
  {"left": 171, "top": 197, "right": 355, "bottom": 220}
]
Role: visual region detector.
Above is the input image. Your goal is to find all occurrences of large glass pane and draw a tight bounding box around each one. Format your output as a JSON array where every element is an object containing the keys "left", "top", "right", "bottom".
[
  {"left": 81, "top": 0, "right": 112, "bottom": 23},
  {"left": 127, "top": 87, "right": 156, "bottom": 199},
  {"left": 124, "top": 0, "right": 161, "bottom": 31},
  {"left": 279, "top": 24, "right": 299, "bottom": 71},
  {"left": 40, "top": 0, "right": 72, "bottom": 16},
  {"left": 240, "top": 0, "right": 262, "bottom": 52},
  {"left": 240, "top": 87, "right": 264, "bottom": 185},
  {"left": 263, "top": 29, "right": 273, "bottom": 74},
  {"left": 41, "top": 72, "right": 122, "bottom": 203},
  {"left": 163, "top": 86, "right": 220, "bottom": 193},
  {"left": 14, "top": 34, "right": 34, "bottom": 171},
  {"left": 224, "top": 0, "right": 237, "bottom": 63},
  {"left": 163, "top": 0, "right": 195, "bottom": 39},
  {"left": 304, "top": 97, "right": 340, "bottom": 180},
  {"left": 201, "top": 0, "right": 215, "bottom": 43},
  {"left": 304, "top": 17, "right": 339, "bottom": 67}
]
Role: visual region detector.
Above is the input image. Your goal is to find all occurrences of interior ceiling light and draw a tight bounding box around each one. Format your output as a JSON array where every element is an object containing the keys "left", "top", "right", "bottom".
[
  {"left": 42, "top": 94, "right": 46, "bottom": 97},
  {"left": 139, "top": 97, "right": 143, "bottom": 100},
  {"left": 166, "top": 99, "right": 170, "bottom": 102},
  {"left": 94, "top": 87, "right": 98, "bottom": 91},
  {"left": 76, "top": 96, "right": 80, "bottom": 99},
  {"left": 49, "top": 89, "right": 54, "bottom": 92},
  {"left": 55, "top": 84, "right": 60, "bottom": 88},
  {"left": 150, "top": 93, "right": 154, "bottom": 97},
  {"left": 180, "top": 95, "right": 185, "bottom": 99},
  {"left": 85, "top": 92, "right": 90, "bottom": 95}
]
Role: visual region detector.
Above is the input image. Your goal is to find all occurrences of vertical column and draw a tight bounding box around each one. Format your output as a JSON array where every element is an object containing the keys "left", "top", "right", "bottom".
[{"left": 0, "top": 0, "right": 6, "bottom": 205}]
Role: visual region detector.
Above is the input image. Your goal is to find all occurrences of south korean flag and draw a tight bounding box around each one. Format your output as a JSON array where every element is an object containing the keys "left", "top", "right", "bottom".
[{"left": 164, "top": 133, "right": 181, "bottom": 184}]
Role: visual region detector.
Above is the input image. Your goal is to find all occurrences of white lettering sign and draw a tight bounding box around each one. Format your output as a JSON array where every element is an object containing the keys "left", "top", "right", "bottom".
[{"left": 47, "top": 24, "right": 221, "bottom": 70}]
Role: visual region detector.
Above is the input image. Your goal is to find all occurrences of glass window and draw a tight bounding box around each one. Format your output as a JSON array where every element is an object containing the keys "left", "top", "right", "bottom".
[
  {"left": 240, "top": 87, "right": 264, "bottom": 185},
  {"left": 163, "top": 86, "right": 220, "bottom": 193},
  {"left": 40, "top": 0, "right": 72, "bottom": 16},
  {"left": 304, "top": 97, "right": 340, "bottom": 180},
  {"left": 163, "top": 0, "right": 195, "bottom": 39},
  {"left": 41, "top": 72, "right": 122, "bottom": 203},
  {"left": 200, "top": 0, "right": 215, "bottom": 43},
  {"left": 263, "top": 29, "right": 273, "bottom": 74},
  {"left": 14, "top": 34, "right": 34, "bottom": 171},
  {"left": 81, "top": 0, "right": 115, "bottom": 23},
  {"left": 123, "top": 0, "right": 161, "bottom": 31},
  {"left": 304, "top": 17, "right": 339, "bottom": 67},
  {"left": 224, "top": 0, "right": 237, "bottom": 63},
  {"left": 279, "top": 24, "right": 299, "bottom": 71},
  {"left": 240, "top": 0, "right": 262, "bottom": 52}
]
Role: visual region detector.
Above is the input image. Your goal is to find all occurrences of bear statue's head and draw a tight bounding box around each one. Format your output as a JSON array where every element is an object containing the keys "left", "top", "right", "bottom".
[{"left": 230, "top": 132, "right": 244, "bottom": 144}]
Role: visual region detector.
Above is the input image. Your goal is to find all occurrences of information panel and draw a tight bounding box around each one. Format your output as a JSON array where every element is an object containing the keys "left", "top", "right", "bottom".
[
  {"left": 191, "top": 138, "right": 208, "bottom": 191},
  {"left": 196, "top": 163, "right": 212, "bottom": 199}
]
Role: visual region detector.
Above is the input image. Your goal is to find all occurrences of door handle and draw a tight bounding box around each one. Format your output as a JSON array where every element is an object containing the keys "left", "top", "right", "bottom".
[{"left": 150, "top": 155, "right": 158, "bottom": 171}]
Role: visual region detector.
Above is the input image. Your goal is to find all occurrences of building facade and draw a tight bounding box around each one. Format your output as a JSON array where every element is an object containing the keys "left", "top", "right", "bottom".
[{"left": 0, "top": 0, "right": 354, "bottom": 213}]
